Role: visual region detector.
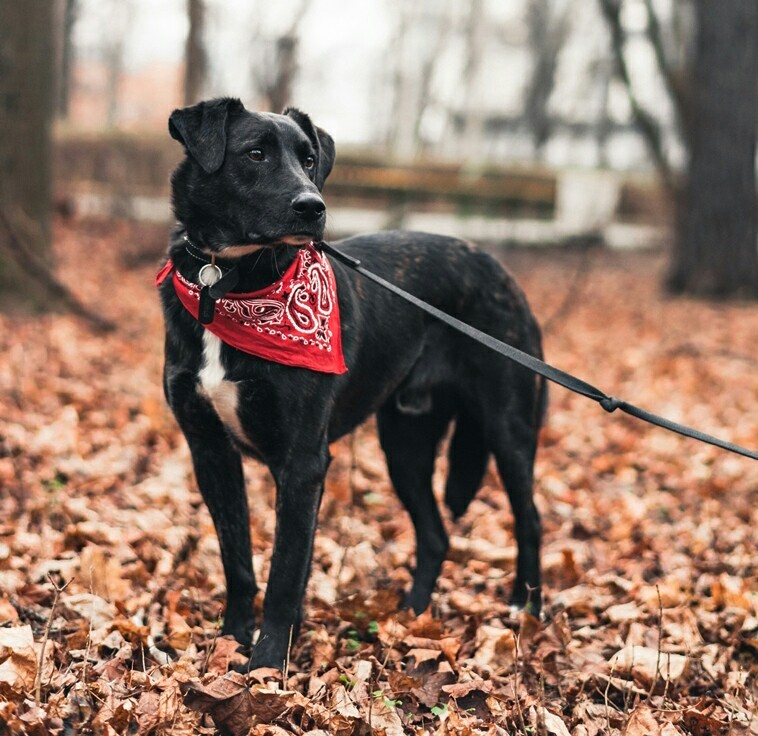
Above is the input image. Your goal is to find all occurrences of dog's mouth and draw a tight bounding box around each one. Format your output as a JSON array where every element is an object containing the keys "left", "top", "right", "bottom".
[
  {"left": 213, "top": 233, "right": 319, "bottom": 259},
  {"left": 275, "top": 233, "right": 316, "bottom": 246}
]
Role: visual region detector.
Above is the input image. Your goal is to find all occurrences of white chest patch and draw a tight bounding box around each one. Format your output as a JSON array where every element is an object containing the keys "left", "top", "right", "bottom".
[{"left": 198, "top": 332, "right": 250, "bottom": 446}]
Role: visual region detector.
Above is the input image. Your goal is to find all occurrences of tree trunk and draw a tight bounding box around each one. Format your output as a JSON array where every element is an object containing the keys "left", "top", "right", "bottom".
[
  {"left": 458, "top": 0, "right": 487, "bottom": 160},
  {"left": 668, "top": 0, "right": 758, "bottom": 297},
  {"left": 55, "top": 0, "right": 78, "bottom": 119},
  {"left": 0, "top": 0, "right": 55, "bottom": 301},
  {"left": 267, "top": 35, "right": 298, "bottom": 113},
  {"left": 184, "top": 0, "right": 206, "bottom": 106},
  {"left": 525, "top": 0, "right": 569, "bottom": 155}
]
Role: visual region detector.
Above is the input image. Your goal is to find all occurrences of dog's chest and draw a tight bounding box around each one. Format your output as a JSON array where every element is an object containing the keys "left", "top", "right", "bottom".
[{"left": 198, "top": 332, "right": 251, "bottom": 446}]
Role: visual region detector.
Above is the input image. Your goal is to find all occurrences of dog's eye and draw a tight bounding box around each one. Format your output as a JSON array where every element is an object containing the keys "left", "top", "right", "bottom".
[
  {"left": 304, "top": 155, "right": 316, "bottom": 170},
  {"left": 248, "top": 149, "right": 264, "bottom": 162}
]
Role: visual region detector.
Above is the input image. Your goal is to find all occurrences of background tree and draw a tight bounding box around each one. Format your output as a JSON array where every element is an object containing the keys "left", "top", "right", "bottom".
[
  {"left": 667, "top": 0, "right": 757, "bottom": 296},
  {"left": 0, "top": 0, "right": 55, "bottom": 301},
  {"left": 600, "top": 0, "right": 757, "bottom": 297},
  {"left": 524, "top": 0, "right": 570, "bottom": 156},
  {"left": 55, "top": 0, "right": 79, "bottom": 119},
  {"left": 386, "top": 0, "right": 452, "bottom": 159},
  {"left": 251, "top": 0, "right": 311, "bottom": 113},
  {"left": 184, "top": 0, "right": 207, "bottom": 106}
]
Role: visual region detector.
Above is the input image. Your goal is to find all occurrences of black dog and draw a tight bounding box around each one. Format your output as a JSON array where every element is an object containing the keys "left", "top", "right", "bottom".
[{"left": 158, "top": 97, "right": 546, "bottom": 670}]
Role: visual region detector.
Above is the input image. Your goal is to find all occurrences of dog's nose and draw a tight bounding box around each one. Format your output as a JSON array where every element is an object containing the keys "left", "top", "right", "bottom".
[{"left": 291, "top": 193, "right": 326, "bottom": 221}]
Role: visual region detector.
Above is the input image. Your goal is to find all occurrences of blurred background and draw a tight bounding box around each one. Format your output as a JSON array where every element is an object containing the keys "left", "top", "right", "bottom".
[{"left": 0, "top": 0, "right": 755, "bottom": 307}]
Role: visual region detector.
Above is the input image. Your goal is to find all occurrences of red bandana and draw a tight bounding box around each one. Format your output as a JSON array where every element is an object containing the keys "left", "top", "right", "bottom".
[{"left": 156, "top": 244, "right": 347, "bottom": 374}]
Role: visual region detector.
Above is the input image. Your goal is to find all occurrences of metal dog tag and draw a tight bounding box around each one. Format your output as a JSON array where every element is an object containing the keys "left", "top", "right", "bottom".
[{"left": 198, "top": 263, "right": 222, "bottom": 287}]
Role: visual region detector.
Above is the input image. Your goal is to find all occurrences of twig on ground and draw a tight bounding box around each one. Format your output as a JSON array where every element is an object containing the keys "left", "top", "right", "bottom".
[
  {"left": 513, "top": 631, "right": 528, "bottom": 735},
  {"left": 35, "top": 573, "right": 72, "bottom": 706},
  {"left": 201, "top": 620, "right": 223, "bottom": 676},
  {"left": 604, "top": 657, "right": 618, "bottom": 734},
  {"left": 283, "top": 624, "right": 294, "bottom": 682},
  {"left": 648, "top": 585, "right": 664, "bottom": 700}
]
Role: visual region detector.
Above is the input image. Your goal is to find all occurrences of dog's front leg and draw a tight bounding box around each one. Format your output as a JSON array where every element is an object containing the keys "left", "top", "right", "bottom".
[
  {"left": 248, "top": 446, "right": 330, "bottom": 670},
  {"left": 168, "top": 380, "right": 258, "bottom": 646}
]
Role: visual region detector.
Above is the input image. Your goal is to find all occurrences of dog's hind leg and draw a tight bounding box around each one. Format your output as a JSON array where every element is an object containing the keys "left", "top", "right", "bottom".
[
  {"left": 444, "top": 410, "right": 489, "bottom": 520},
  {"left": 490, "top": 415, "right": 542, "bottom": 615},
  {"left": 377, "top": 400, "right": 451, "bottom": 615},
  {"left": 169, "top": 382, "right": 258, "bottom": 646}
]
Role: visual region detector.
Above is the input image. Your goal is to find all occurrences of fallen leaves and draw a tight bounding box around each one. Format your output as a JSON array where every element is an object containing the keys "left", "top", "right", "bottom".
[
  {"left": 609, "top": 645, "right": 689, "bottom": 688},
  {"left": 0, "top": 222, "right": 756, "bottom": 734},
  {"left": 0, "top": 625, "right": 37, "bottom": 696}
]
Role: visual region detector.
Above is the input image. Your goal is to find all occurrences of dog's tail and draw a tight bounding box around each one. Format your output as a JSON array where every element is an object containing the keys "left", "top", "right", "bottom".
[{"left": 444, "top": 411, "right": 489, "bottom": 520}]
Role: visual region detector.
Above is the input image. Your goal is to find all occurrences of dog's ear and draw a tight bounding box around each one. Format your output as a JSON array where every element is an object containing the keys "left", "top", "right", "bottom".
[
  {"left": 284, "top": 107, "right": 336, "bottom": 190},
  {"left": 169, "top": 98, "right": 243, "bottom": 173}
]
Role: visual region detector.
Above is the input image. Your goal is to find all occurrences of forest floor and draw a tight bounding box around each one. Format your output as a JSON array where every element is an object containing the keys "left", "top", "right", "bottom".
[{"left": 0, "top": 218, "right": 756, "bottom": 735}]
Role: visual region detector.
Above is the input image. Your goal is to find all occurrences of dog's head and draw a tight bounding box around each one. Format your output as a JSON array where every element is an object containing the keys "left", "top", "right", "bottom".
[{"left": 168, "top": 97, "right": 335, "bottom": 252}]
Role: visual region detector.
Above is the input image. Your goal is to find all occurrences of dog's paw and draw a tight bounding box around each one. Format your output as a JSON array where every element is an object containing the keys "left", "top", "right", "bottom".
[
  {"left": 509, "top": 593, "right": 542, "bottom": 619},
  {"left": 402, "top": 590, "right": 432, "bottom": 616},
  {"left": 221, "top": 620, "right": 255, "bottom": 650}
]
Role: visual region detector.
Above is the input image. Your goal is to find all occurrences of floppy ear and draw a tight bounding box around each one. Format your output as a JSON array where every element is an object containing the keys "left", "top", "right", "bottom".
[
  {"left": 284, "top": 107, "right": 336, "bottom": 190},
  {"left": 168, "top": 98, "right": 242, "bottom": 173}
]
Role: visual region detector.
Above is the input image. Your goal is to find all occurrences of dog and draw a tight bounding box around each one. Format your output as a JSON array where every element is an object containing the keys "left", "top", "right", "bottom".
[{"left": 158, "top": 97, "right": 546, "bottom": 670}]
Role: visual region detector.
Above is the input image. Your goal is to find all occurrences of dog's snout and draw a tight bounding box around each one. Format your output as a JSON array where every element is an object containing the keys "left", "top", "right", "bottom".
[{"left": 291, "top": 193, "right": 326, "bottom": 221}]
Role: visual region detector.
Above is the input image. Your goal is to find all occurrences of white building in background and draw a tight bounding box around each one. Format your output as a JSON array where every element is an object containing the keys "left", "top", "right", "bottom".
[{"left": 72, "top": 0, "right": 686, "bottom": 172}]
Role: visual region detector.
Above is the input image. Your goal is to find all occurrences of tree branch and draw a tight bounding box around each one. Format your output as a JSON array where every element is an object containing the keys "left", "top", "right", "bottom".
[
  {"left": 641, "top": 0, "right": 689, "bottom": 141},
  {"left": 598, "top": 0, "right": 676, "bottom": 194}
]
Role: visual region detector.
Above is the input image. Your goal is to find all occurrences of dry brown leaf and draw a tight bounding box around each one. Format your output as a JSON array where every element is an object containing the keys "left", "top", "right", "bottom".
[
  {"left": 61, "top": 592, "right": 117, "bottom": 629},
  {"left": 541, "top": 708, "right": 571, "bottom": 736},
  {"left": 411, "top": 669, "right": 456, "bottom": 707},
  {"left": 608, "top": 645, "right": 689, "bottom": 686},
  {"left": 91, "top": 692, "right": 137, "bottom": 734},
  {"left": 0, "top": 625, "right": 37, "bottom": 696},
  {"left": 405, "top": 648, "right": 442, "bottom": 677},
  {"left": 79, "top": 544, "right": 129, "bottom": 601},
  {"left": 366, "top": 699, "right": 405, "bottom": 736},
  {"left": 606, "top": 601, "right": 643, "bottom": 623},
  {"left": 472, "top": 625, "right": 517, "bottom": 669},
  {"left": 624, "top": 705, "right": 662, "bottom": 735},
  {"left": 206, "top": 635, "right": 246, "bottom": 675},
  {"left": 182, "top": 672, "right": 255, "bottom": 736},
  {"left": 166, "top": 610, "right": 193, "bottom": 651},
  {"left": 681, "top": 706, "right": 732, "bottom": 736},
  {"left": 0, "top": 597, "right": 19, "bottom": 623},
  {"left": 308, "top": 627, "right": 335, "bottom": 669}
]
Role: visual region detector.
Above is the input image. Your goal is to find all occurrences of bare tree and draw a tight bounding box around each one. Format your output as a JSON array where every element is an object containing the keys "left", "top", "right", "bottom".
[
  {"left": 0, "top": 0, "right": 55, "bottom": 300},
  {"left": 524, "top": 0, "right": 570, "bottom": 155},
  {"left": 55, "top": 0, "right": 79, "bottom": 119},
  {"left": 386, "top": 0, "right": 453, "bottom": 158},
  {"left": 251, "top": 0, "right": 311, "bottom": 112},
  {"left": 457, "top": 0, "right": 487, "bottom": 159},
  {"left": 102, "top": 0, "right": 133, "bottom": 127},
  {"left": 668, "top": 0, "right": 757, "bottom": 296},
  {"left": 598, "top": 0, "right": 677, "bottom": 193},
  {"left": 184, "top": 0, "right": 207, "bottom": 105}
]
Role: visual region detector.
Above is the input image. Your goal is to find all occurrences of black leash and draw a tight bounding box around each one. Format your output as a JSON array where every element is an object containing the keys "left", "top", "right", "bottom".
[{"left": 320, "top": 242, "right": 757, "bottom": 462}]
